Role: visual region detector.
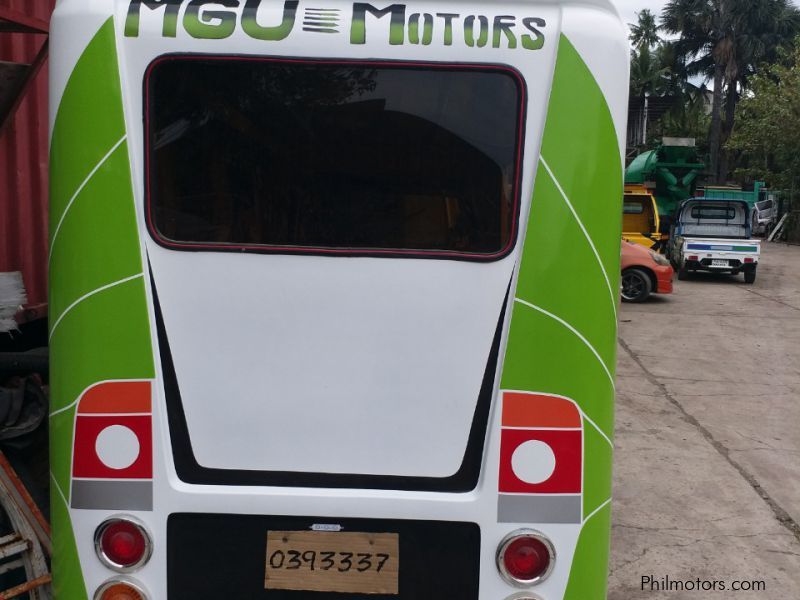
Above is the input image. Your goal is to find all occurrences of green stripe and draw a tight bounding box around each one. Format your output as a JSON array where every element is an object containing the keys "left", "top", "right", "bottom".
[
  {"left": 583, "top": 417, "right": 613, "bottom": 519},
  {"left": 500, "top": 33, "right": 621, "bottom": 599},
  {"left": 564, "top": 502, "right": 612, "bottom": 599},
  {"left": 49, "top": 21, "right": 127, "bottom": 233},
  {"left": 501, "top": 303, "right": 615, "bottom": 438},
  {"left": 49, "top": 18, "right": 154, "bottom": 600},
  {"left": 49, "top": 142, "right": 144, "bottom": 327},
  {"left": 51, "top": 479, "right": 87, "bottom": 600},
  {"left": 539, "top": 36, "right": 623, "bottom": 284}
]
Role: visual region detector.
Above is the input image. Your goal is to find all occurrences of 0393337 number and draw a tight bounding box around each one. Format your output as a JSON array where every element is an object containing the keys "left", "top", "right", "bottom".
[
  {"left": 264, "top": 530, "right": 399, "bottom": 595},
  {"left": 268, "top": 549, "right": 391, "bottom": 573}
]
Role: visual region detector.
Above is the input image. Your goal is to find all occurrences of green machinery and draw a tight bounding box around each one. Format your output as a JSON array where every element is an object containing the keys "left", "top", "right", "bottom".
[
  {"left": 625, "top": 138, "right": 705, "bottom": 218},
  {"left": 626, "top": 138, "right": 776, "bottom": 218}
]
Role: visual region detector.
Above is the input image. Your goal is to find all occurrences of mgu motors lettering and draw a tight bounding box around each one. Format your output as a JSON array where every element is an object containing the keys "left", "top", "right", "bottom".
[{"left": 125, "top": 0, "right": 546, "bottom": 50}]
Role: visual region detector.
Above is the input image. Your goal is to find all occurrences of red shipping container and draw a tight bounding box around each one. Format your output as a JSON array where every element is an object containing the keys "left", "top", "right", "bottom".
[{"left": 0, "top": 0, "right": 55, "bottom": 309}]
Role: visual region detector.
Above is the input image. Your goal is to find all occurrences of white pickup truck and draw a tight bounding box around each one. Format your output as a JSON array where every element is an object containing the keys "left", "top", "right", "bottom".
[{"left": 668, "top": 199, "right": 761, "bottom": 283}]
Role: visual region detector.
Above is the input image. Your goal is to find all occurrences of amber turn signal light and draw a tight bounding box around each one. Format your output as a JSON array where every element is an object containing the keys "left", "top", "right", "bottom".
[{"left": 94, "top": 579, "right": 148, "bottom": 600}]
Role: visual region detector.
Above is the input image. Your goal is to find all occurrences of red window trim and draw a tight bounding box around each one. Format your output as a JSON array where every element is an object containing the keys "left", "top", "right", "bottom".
[{"left": 144, "top": 54, "right": 527, "bottom": 262}]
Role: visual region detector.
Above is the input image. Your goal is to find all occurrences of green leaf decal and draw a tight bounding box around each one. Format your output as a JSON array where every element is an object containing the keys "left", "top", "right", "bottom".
[
  {"left": 49, "top": 18, "right": 154, "bottom": 600},
  {"left": 501, "top": 33, "right": 622, "bottom": 598}
]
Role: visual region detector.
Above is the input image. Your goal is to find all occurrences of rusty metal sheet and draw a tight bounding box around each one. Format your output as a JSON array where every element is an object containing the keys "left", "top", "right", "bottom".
[{"left": 0, "top": 0, "right": 54, "bottom": 309}]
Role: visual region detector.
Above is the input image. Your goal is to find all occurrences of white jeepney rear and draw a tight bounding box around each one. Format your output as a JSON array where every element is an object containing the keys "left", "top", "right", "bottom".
[
  {"left": 670, "top": 200, "right": 761, "bottom": 283},
  {"left": 48, "top": 1, "right": 629, "bottom": 598}
]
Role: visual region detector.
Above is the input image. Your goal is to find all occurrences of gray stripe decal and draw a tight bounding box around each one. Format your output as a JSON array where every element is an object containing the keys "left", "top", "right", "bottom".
[
  {"left": 71, "top": 480, "right": 153, "bottom": 511},
  {"left": 498, "top": 494, "right": 582, "bottom": 524}
]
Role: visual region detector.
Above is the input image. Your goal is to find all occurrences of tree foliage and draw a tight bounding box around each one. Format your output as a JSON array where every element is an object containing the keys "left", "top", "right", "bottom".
[
  {"left": 629, "top": 9, "right": 660, "bottom": 49},
  {"left": 727, "top": 42, "right": 800, "bottom": 195},
  {"left": 628, "top": 11, "right": 710, "bottom": 152},
  {"left": 661, "top": 0, "right": 800, "bottom": 182}
]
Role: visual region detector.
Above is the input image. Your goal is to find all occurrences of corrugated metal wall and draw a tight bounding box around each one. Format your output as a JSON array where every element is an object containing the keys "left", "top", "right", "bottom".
[{"left": 0, "top": 0, "right": 55, "bottom": 308}]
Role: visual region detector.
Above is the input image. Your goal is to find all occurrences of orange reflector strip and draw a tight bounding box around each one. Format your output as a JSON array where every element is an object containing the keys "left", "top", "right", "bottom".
[
  {"left": 502, "top": 393, "right": 581, "bottom": 428},
  {"left": 78, "top": 381, "right": 151, "bottom": 414},
  {"left": 97, "top": 582, "right": 145, "bottom": 600}
]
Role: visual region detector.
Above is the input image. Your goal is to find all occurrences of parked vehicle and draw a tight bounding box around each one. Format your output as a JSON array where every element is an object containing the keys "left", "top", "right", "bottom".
[
  {"left": 621, "top": 240, "right": 674, "bottom": 303},
  {"left": 667, "top": 199, "right": 761, "bottom": 283},
  {"left": 751, "top": 197, "right": 778, "bottom": 236},
  {"left": 49, "top": 1, "right": 628, "bottom": 599},
  {"left": 623, "top": 185, "right": 662, "bottom": 250}
]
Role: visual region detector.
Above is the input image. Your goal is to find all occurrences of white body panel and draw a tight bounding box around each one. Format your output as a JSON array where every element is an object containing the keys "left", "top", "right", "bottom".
[
  {"left": 154, "top": 252, "right": 511, "bottom": 476},
  {"left": 119, "top": 0, "right": 560, "bottom": 478}
]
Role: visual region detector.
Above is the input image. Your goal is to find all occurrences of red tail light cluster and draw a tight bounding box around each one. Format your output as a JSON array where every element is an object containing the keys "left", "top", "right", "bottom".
[
  {"left": 95, "top": 517, "right": 152, "bottom": 572},
  {"left": 497, "top": 530, "right": 555, "bottom": 586}
]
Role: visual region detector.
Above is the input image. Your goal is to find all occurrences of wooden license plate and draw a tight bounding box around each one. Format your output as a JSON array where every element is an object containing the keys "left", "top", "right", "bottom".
[{"left": 264, "top": 530, "right": 399, "bottom": 595}]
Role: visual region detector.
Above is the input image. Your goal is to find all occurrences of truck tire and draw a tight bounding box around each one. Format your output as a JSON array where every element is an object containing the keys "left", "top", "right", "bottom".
[
  {"left": 621, "top": 268, "right": 653, "bottom": 303},
  {"left": 744, "top": 267, "right": 757, "bottom": 284},
  {"left": 677, "top": 266, "right": 689, "bottom": 281}
]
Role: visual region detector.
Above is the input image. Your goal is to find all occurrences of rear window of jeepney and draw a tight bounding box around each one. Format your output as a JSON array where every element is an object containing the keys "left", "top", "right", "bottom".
[
  {"left": 145, "top": 56, "right": 525, "bottom": 260},
  {"left": 689, "top": 206, "right": 738, "bottom": 220}
]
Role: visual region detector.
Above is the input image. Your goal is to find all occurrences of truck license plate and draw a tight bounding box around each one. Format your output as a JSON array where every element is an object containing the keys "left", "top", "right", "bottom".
[
  {"left": 711, "top": 259, "right": 729, "bottom": 268},
  {"left": 265, "top": 530, "right": 399, "bottom": 595}
]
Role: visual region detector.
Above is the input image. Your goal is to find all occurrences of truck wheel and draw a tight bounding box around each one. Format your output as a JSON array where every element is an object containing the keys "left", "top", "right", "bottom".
[
  {"left": 677, "top": 266, "right": 689, "bottom": 281},
  {"left": 621, "top": 268, "right": 653, "bottom": 303},
  {"left": 744, "top": 267, "right": 757, "bottom": 284}
]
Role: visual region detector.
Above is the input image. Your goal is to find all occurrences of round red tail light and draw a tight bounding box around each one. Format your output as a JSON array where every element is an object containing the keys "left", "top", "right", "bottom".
[
  {"left": 95, "top": 517, "right": 152, "bottom": 572},
  {"left": 94, "top": 579, "right": 148, "bottom": 600},
  {"left": 497, "top": 530, "right": 555, "bottom": 586}
]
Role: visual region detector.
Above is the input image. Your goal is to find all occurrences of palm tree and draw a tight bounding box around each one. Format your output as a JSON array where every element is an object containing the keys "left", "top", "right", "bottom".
[
  {"left": 628, "top": 10, "right": 669, "bottom": 147},
  {"left": 662, "top": 0, "right": 800, "bottom": 182},
  {"left": 628, "top": 16, "right": 706, "bottom": 149},
  {"left": 630, "top": 9, "right": 660, "bottom": 49},
  {"left": 652, "top": 41, "right": 710, "bottom": 142},
  {"left": 630, "top": 45, "right": 669, "bottom": 99}
]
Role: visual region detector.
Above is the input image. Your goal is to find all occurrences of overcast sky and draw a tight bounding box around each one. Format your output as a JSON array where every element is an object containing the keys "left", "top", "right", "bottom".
[{"left": 612, "top": 0, "right": 669, "bottom": 29}]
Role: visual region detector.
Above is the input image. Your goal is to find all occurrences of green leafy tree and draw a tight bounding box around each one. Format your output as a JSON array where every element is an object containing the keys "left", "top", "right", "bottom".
[
  {"left": 662, "top": 0, "right": 800, "bottom": 183},
  {"left": 651, "top": 40, "right": 711, "bottom": 149},
  {"left": 630, "top": 45, "right": 669, "bottom": 100},
  {"left": 630, "top": 9, "right": 660, "bottom": 49},
  {"left": 727, "top": 43, "right": 800, "bottom": 196},
  {"left": 628, "top": 13, "right": 709, "bottom": 152},
  {"left": 629, "top": 10, "right": 668, "bottom": 101}
]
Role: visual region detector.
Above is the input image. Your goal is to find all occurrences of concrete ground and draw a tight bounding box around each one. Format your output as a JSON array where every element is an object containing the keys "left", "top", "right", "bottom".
[{"left": 610, "top": 242, "right": 800, "bottom": 599}]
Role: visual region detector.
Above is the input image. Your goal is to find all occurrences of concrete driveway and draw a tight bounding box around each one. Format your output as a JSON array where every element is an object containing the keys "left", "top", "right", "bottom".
[{"left": 610, "top": 242, "right": 800, "bottom": 599}]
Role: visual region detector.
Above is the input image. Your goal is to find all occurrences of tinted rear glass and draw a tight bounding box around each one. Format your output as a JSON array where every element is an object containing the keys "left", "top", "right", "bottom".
[
  {"left": 623, "top": 198, "right": 645, "bottom": 214},
  {"left": 690, "top": 206, "right": 736, "bottom": 220},
  {"left": 147, "top": 58, "right": 522, "bottom": 257}
]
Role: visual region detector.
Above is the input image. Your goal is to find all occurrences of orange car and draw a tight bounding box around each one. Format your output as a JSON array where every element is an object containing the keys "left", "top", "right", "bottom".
[{"left": 621, "top": 240, "right": 674, "bottom": 302}]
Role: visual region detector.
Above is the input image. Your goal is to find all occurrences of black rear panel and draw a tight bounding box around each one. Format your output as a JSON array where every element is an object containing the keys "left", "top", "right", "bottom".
[{"left": 168, "top": 513, "right": 480, "bottom": 599}]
